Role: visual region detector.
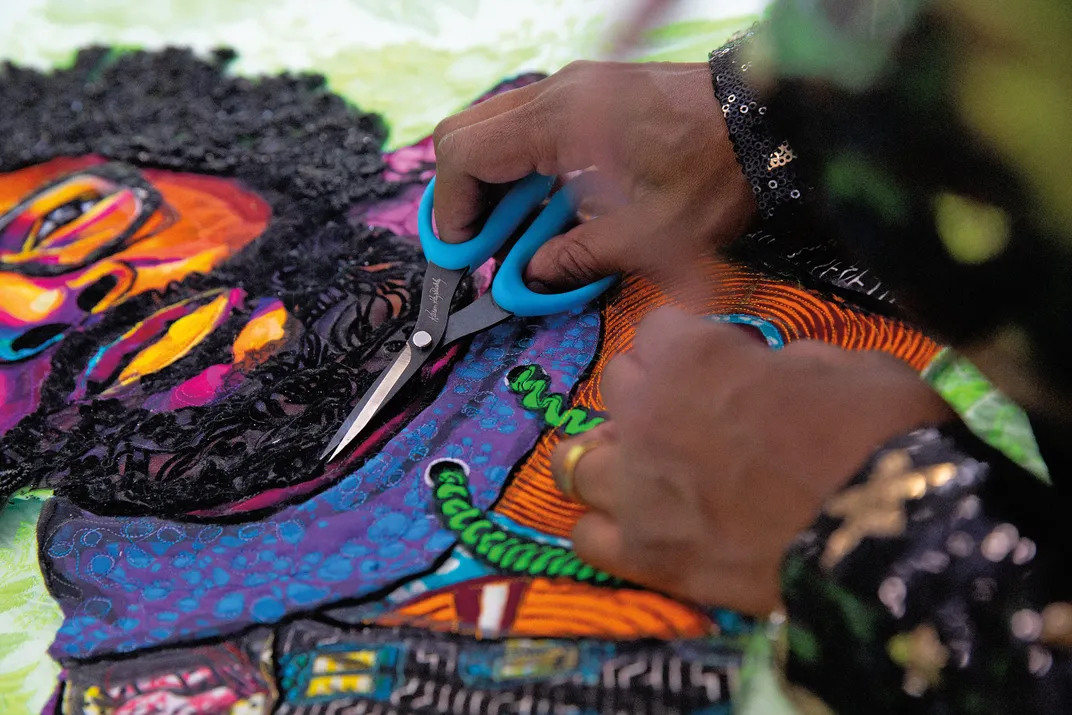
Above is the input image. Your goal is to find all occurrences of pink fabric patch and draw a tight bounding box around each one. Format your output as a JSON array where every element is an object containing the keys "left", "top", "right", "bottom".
[
  {"left": 365, "top": 183, "right": 425, "bottom": 237},
  {"left": 383, "top": 136, "right": 436, "bottom": 183},
  {"left": 145, "top": 363, "right": 231, "bottom": 412}
]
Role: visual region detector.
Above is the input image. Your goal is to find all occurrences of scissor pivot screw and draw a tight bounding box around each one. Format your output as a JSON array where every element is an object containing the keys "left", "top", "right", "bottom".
[{"left": 412, "top": 330, "right": 433, "bottom": 349}]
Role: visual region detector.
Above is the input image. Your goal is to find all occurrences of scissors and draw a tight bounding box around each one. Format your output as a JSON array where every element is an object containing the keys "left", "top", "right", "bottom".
[{"left": 321, "top": 173, "right": 617, "bottom": 463}]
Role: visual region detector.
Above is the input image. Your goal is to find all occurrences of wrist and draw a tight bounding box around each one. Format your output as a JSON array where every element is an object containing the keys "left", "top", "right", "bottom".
[{"left": 804, "top": 355, "right": 958, "bottom": 505}]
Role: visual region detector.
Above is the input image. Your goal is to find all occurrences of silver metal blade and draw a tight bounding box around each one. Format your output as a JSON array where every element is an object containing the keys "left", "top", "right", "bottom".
[
  {"left": 321, "top": 345, "right": 413, "bottom": 462},
  {"left": 321, "top": 264, "right": 468, "bottom": 464},
  {"left": 441, "top": 293, "right": 512, "bottom": 346}
]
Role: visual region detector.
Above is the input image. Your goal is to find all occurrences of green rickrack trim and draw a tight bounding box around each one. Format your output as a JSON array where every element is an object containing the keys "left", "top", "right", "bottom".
[
  {"left": 506, "top": 364, "right": 605, "bottom": 436},
  {"left": 428, "top": 460, "right": 618, "bottom": 585}
]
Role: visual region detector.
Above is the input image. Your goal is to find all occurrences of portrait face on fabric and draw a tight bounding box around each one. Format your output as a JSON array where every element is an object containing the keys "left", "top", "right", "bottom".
[
  {"left": 0, "top": 48, "right": 459, "bottom": 516},
  {"left": 35, "top": 104, "right": 944, "bottom": 660},
  {"left": 0, "top": 157, "right": 271, "bottom": 430},
  {"left": 0, "top": 50, "right": 956, "bottom": 715}
]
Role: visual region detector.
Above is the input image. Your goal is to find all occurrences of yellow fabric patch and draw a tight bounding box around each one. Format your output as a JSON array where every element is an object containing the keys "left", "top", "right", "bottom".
[
  {"left": 114, "top": 293, "right": 233, "bottom": 387},
  {"left": 232, "top": 305, "right": 287, "bottom": 364}
]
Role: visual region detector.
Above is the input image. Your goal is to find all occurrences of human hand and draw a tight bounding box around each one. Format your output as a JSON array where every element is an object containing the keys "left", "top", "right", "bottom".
[
  {"left": 551, "top": 308, "right": 954, "bottom": 614},
  {"left": 432, "top": 61, "right": 755, "bottom": 289}
]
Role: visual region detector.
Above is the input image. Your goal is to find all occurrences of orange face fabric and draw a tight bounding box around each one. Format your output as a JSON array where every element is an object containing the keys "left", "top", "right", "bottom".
[
  {"left": 0, "top": 156, "right": 269, "bottom": 322},
  {"left": 0, "top": 156, "right": 271, "bottom": 430}
]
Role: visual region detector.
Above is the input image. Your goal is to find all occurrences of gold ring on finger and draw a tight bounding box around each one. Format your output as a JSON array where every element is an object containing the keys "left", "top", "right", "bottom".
[{"left": 559, "top": 439, "right": 606, "bottom": 504}]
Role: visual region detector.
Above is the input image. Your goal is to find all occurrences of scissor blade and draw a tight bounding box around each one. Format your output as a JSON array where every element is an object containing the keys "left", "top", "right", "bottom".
[
  {"left": 322, "top": 264, "right": 468, "bottom": 464},
  {"left": 441, "top": 293, "right": 512, "bottom": 346},
  {"left": 322, "top": 345, "right": 415, "bottom": 463}
]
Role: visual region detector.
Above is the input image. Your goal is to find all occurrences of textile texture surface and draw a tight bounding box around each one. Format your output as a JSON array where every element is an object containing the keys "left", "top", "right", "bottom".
[{"left": 0, "top": 2, "right": 1031, "bottom": 715}]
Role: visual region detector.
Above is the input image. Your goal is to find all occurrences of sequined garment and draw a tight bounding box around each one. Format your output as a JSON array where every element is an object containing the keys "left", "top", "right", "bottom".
[
  {"left": 710, "top": 28, "right": 895, "bottom": 304},
  {"left": 709, "top": 1, "right": 1072, "bottom": 712},
  {"left": 781, "top": 425, "right": 1071, "bottom": 714}
]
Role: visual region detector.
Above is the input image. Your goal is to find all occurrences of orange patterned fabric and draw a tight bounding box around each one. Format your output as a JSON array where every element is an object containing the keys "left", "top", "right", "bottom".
[
  {"left": 495, "top": 262, "right": 940, "bottom": 538},
  {"left": 375, "top": 577, "right": 714, "bottom": 640},
  {"left": 375, "top": 261, "right": 940, "bottom": 641}
]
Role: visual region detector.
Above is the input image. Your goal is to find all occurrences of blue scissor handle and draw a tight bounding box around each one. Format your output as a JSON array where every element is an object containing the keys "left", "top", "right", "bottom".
[
  {"left": 491, "top": 187, "right": 616, "bottom": 317},
  {"left": 419, "top": 173, "right": 616, "bottom": 317},
  {"left": 419, "top": 173, "right": 555, "bottom": 273}
]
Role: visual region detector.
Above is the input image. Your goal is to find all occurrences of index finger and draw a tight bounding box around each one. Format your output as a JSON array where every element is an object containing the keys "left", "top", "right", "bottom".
[
  {"left": 429, "top": 84, "right": 546, "bottom": 244},
  {"left": 432, "top": 79, "right": 546, "bottom": 148},
  {"left": 433, "top": 101, "right": 565, "bottom": 244},
  {"left": 433, "top": 65, "right": 618, "bottom": 245}
]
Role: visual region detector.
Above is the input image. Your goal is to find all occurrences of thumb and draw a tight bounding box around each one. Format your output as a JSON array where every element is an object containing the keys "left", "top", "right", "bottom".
[{"left": 524, "top": 209, "right": 645, "bottom": 290}]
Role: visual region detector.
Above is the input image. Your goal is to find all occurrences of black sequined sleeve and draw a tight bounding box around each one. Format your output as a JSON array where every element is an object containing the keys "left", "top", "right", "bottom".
[
  {"left": 709, "top": 26, "right": 804, "bottom": 222},
  {"left": 708, "top": 27, "right": 894, "bottom": 303},
  {"left": 779, "top": 423, "right": 1072, "bottom": 714}
]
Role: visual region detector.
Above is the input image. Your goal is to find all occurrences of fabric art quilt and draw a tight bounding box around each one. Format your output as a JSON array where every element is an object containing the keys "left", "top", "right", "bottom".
[{"left": 0, "top": 3, "right": 1031, "bottom": 714}]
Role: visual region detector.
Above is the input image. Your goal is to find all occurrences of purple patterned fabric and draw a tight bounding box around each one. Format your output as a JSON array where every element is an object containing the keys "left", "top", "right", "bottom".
[{"left": 40, "top": 305, "right": 601, "bottom": 661}]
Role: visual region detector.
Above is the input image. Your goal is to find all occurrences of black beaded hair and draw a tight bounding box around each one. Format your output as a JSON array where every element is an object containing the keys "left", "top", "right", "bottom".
[{"left": 0, "top": 47, "right": 444, "bottom": 514}]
